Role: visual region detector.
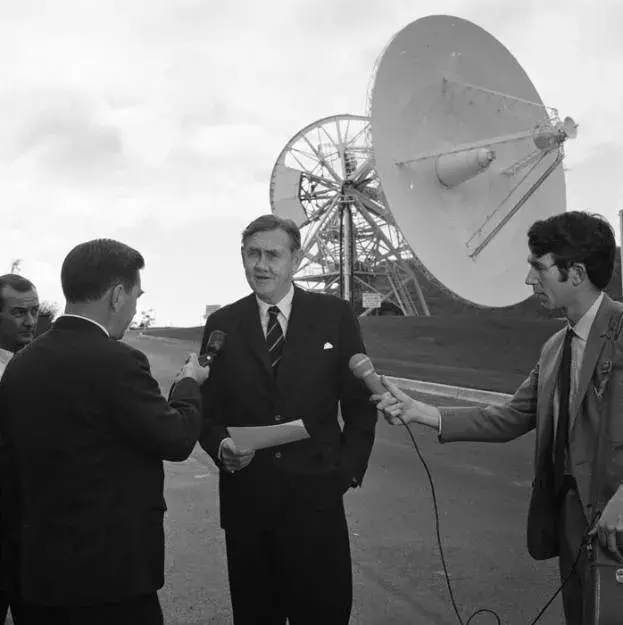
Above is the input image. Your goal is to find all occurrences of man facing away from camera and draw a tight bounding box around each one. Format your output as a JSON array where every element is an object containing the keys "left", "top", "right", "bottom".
[
  {"left": 0, "top": 239, "right": 210, "bottom": 625},
  {"left": 199, "top": 214, "right": 377, "bottom": 625},
  {"left": 374, "top": 211, "right": 623, "bottom": 625},
  {"left": 0, "top": 274, "right": 39, "bottom": 624}
]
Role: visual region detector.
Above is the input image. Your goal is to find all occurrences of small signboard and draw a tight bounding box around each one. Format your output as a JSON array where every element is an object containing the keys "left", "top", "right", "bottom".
[{"left": 362, "top": 292, "right": 383, "bottom": 309}]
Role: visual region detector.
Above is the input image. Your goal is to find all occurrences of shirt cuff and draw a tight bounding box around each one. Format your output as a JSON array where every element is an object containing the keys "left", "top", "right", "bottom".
[{"left": 218, "top": 437, "right": 232, "bottom": 462}]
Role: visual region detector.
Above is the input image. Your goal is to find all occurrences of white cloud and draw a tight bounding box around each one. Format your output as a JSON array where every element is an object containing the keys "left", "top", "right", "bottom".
[{"left": 0, "top": 0, "right": 622, "bottom": 324}]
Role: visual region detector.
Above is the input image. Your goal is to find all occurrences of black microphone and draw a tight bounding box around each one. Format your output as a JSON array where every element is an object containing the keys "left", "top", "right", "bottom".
[
  {"left": 199, "top": 330, "right": 227, "bottom": 366},
  {"left": 348, "top": 353, "right": 386, "bottom": 395}
]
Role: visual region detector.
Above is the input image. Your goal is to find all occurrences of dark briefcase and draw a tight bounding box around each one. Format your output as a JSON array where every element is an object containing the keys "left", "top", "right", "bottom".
[{"left": 583, "top": 538, "right": 623, "bottom": 625}]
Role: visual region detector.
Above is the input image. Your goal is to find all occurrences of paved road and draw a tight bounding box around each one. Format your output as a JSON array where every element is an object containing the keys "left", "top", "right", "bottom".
[{"left": 127, "top": 333, "right": 565, "bottom": 625}]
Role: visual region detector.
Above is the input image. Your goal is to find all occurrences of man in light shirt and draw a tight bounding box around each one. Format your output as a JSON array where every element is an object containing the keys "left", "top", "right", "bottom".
[
  {"left": 0, "top": 273, "right": 39, "bottom": 625},
  {"left": 374, "top": 211, "right": 623, "bottom": 625}
]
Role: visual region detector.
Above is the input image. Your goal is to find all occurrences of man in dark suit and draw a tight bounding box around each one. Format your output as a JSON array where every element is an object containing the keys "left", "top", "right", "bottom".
[
  {"left": 0, "top": 273, "right": 40, "bottom": 624},
  {"left": 374, "top": 211, "right": 623, "bottom": 625},
  {"left": 0, "top": 239, "right": 210, "bottom": 625},
  {"left": 199, "top": 214, "right": 377, "bottom": 625}
]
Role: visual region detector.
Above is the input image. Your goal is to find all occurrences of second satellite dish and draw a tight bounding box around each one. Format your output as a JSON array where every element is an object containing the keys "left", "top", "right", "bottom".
[{"left": 370, "top": 14, "right": 577, "bottom": 307}]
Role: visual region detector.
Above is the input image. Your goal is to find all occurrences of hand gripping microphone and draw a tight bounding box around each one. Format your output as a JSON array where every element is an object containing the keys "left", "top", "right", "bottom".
[
  {"left": 349, "top": 353, "right": 386, "bottom": 395},
  {"left": 199, "top": 330, "right": 227, "bottom": 366}
]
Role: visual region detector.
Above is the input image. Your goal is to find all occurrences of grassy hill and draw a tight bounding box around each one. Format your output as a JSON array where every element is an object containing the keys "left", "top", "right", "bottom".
[{"left": 142, "top": 312, "right": 564, "bottom": 394}]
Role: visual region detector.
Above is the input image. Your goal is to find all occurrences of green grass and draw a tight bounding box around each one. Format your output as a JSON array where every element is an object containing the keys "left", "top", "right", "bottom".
[{"left": 141, "top": 314, "right": 563, "bottom": 394}]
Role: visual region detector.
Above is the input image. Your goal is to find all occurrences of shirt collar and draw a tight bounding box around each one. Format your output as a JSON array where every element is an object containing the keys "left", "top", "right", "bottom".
[
  {"left": 58, "top": 314, "right": 110, "bottom": 337},
  {"left": 255, "top": 284, "right": 295, "bottom": 320},
  {"left": 0, "top": 347, "right": 13, "bottom": 366},
  {"left": 569, "top": 291, "right": 604, "bottom": 342}
]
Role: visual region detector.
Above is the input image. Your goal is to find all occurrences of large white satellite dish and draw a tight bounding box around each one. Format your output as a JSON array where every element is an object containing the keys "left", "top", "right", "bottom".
[{"left": 370, "top": 14, "right": 577, "bottom": 307}]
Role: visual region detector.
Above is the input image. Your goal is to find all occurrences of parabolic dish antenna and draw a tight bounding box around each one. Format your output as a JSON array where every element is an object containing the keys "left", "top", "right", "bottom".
[{"left": 370, "top": 14, "right": 577, "bottom": 307}]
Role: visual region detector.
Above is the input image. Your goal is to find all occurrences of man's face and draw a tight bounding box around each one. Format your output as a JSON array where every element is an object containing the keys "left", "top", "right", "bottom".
[
  {"left": 0, "top": 286, "right": 39, "bottom": 352},
  {"left": 525, "top": 252, "right": 575, "bottom": 310},
  {"left": 110, "top": 275, "right": 143, "bottom": 340},
  {"left": 242, "top": 228, "right": 302, "bottom": 304}
]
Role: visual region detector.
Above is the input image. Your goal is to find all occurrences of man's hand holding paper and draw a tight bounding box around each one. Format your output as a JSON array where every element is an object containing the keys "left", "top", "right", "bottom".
[
  {"left": 219, "top": 419, "right": 310, "bottom": 474},
  {"left": 219, "top": 438, "right": 255, "bottom": 474}
]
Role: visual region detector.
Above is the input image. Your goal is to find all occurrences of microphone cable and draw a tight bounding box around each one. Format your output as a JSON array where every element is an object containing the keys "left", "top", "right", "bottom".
[{"left": 394, "top": 413, "right": 588, "bottom": 625}]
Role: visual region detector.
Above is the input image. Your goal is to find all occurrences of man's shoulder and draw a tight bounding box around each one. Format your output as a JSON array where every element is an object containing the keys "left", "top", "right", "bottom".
[
  {"left": 204, "top": 295, "right": 253, "bottom": 326},
  {"left": 295, "top": 288, "right": 349, "bottom": 313},
  {"left": 106, "top": 339, "right": 148, "bottom": 364}
]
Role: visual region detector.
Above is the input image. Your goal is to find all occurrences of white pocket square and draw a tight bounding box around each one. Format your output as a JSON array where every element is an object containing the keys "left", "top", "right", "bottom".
[{"left": 323, "top": 342, "right": 333, "bottom": 350}]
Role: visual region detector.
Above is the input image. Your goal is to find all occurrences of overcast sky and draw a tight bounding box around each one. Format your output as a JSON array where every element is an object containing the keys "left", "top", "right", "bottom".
[{"left": 1, "top": 0, "right": 621, "bottom": 326}]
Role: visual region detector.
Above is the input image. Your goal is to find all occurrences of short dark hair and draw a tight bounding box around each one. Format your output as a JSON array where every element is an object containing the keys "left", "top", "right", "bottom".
[
  {"left": 0, "top": 274, "right": 37, "bottom": 311},
  {"left": 241, "top": 214, "right": 301, "bottom": 251},
  {"left": 527, "top": 211, "right": 616, "bottom": 289},
  {"left": 61, "top": 239, "right": 145, "bottom": 303}
]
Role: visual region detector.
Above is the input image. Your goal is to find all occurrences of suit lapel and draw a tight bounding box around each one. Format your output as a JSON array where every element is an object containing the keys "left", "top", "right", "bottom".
[
  {"left": 570, "top": 296, "right": 613, "bottom": 425},
  {"left": 237, "top": 294, "right": 273, "bottom": 378},
  {"left": 535, "top": 329, "right": 565, "bottom": 467}
]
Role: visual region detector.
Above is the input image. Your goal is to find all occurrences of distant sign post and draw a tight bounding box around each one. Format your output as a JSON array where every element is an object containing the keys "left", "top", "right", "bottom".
[{"left": 362, "top": 292, "right": 383, "bottom": 309}]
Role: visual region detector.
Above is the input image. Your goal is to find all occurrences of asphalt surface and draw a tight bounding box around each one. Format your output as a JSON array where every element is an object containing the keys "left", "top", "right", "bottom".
[{"left": 126, "top": 333, "right": 565, "bottom": 625}]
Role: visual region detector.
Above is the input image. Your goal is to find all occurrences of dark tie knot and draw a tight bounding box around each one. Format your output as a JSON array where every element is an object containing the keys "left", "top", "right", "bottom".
[{"left": 268, "top": 306, "right": 280, "bottom": 319}]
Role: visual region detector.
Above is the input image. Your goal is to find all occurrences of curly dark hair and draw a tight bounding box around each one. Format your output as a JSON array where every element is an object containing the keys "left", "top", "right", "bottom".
[{"left": 527, "top": 211, "right": 615, "bottom": 289}]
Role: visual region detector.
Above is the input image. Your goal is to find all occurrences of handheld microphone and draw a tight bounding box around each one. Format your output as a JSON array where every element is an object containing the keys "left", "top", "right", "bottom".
[
  {"left": 199, "top": 330, "right": 227, "bottom": 366},
  {"left": 348, "top": 353, "right": 386, "bottom": 395}
]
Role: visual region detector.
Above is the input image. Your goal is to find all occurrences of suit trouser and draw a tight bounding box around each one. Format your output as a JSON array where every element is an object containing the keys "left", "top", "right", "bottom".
[
  {"left": 0, "top": 589, "right": 7, "bottom": 624},
  {"left": 18, "top": 592, "right": 163, "bottom": 625},
  {"left": 558, "top": 484, "right": 589, "bottom": 625},
  {"left": 225, "top": 498, "right": 352, "bottom": 625}
]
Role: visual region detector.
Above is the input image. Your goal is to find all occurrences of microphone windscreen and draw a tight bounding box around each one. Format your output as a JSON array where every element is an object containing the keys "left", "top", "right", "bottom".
[
  {"left": 349, "top": 353, "right": 375, "bottom": 379},
  {"left": 199, "top": 330, "right": 227, "bottom": 366},
  {"left": 349, "top": 353, "right": 386, "bottom": 395},
  {"left": 206, "top": 330, "right": 227, "bottom": 354}
]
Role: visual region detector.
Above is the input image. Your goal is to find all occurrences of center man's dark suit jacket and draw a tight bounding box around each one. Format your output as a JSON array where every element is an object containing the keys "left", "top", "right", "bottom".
[
  {"left": 199, "top": 287, "right": 377, "bottom": 530},
  {"left": 0, "top": 316, "right": 202, "bottom": 606}
]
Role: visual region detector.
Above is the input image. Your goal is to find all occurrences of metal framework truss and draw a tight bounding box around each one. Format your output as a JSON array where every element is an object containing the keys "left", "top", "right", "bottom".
[{"left": 270, "top": 114, "right": 429, "bottom": 316}]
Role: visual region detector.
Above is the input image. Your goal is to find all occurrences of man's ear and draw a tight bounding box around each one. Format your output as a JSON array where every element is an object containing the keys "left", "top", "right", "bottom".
[
  {"left": 110, "top": 284, "right": 125, "bottom": 312},
  {"left": 292, "top": 248, "right": 303, "bottom": 271},
  {"left": 570, "top": 263, "right": 587, "bottom": 286}
]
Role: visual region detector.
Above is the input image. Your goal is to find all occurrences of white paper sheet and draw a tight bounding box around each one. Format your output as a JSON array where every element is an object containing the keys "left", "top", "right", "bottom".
[{"left": 227, "top": 419, "right": 310, "bottom": 451}]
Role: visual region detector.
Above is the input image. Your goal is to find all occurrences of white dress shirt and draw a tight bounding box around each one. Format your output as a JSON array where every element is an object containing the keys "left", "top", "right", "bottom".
[
  {"left": 552, "top": 291, "right": 604, "bottom": 434},
  {"left": 0, "top": 348, "right": 13, "bottom": 379},
  {"left": 255, "top": 284, "right": 295, "bottom": 338}
]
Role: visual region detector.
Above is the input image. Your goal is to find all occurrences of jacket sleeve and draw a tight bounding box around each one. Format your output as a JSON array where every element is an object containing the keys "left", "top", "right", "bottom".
[
  {"left": 108, "top": 345, "right": 202, "bottom": 461},
  {"left": 198, "top": 317, "right": 230, "bottom": 465},
  {"left": 439, "top": 363, "right": 539, "bottom": 443},
  {"left": 337, "top": 301, "right": 377, "bottom": 487}
]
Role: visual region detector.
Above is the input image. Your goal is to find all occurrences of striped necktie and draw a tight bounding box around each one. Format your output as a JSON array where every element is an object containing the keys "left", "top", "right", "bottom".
[{"left": 266, "top": 306, "right": 284, "bottom": 373}]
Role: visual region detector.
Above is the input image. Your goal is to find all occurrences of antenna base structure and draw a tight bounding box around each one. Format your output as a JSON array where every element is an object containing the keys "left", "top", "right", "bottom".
[
  {"left": 370, "top": 15, "right": 576, "bottom": 308},
  {"left": 270, "top": 114, "right": 429, "bottom": 317}
]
